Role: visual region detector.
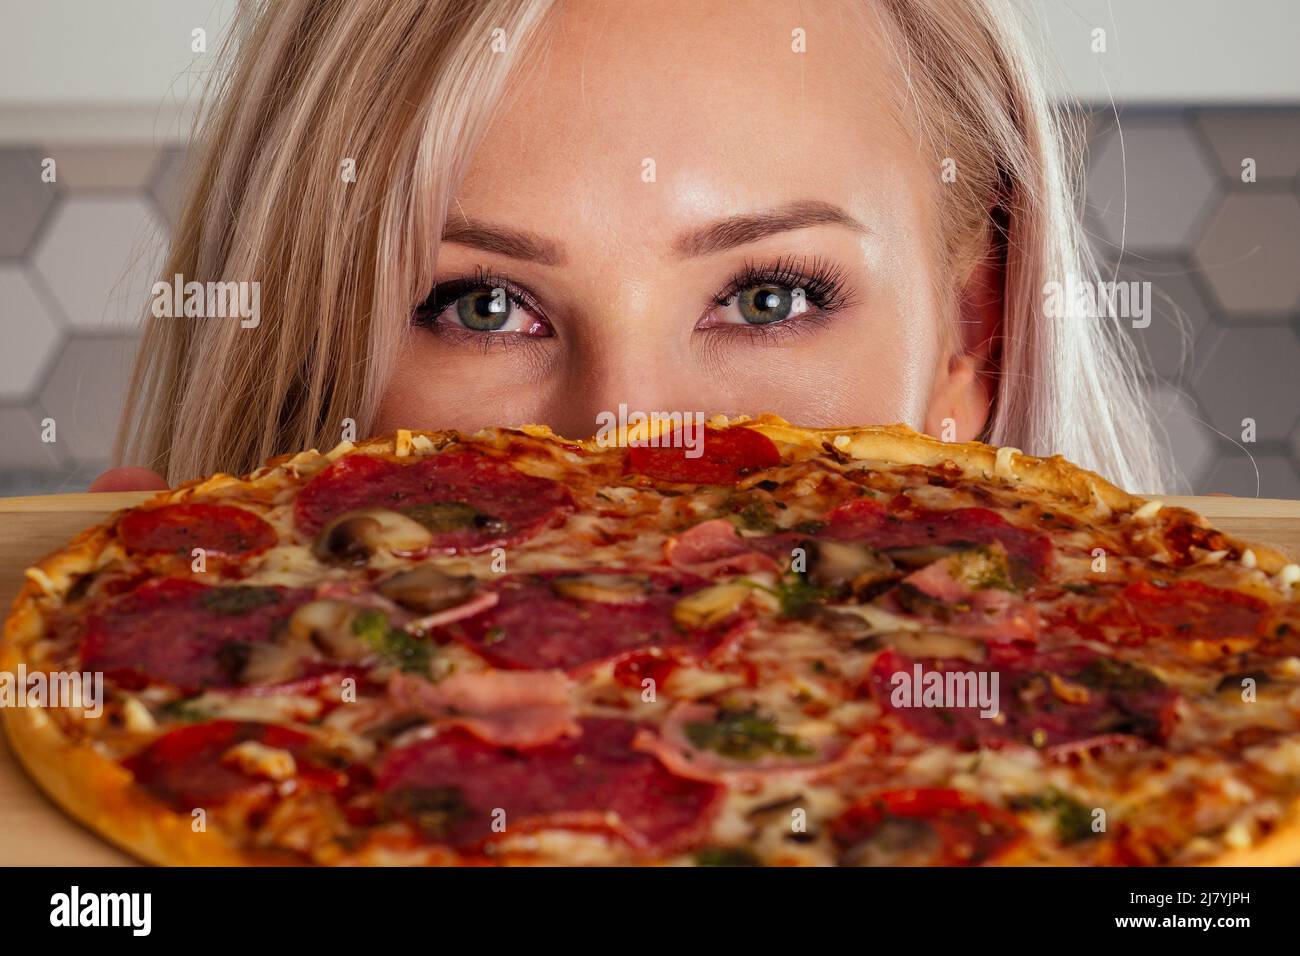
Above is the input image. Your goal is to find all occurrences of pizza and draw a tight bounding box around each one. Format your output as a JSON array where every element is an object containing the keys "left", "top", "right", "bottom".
[{"left": 5, "top": 415, "right": 1300, "bottom": 866}]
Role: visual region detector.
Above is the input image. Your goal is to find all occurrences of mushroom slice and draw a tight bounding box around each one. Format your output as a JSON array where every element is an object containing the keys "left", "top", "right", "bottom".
[
  {"left": 240, "top": 640, "right": 309, "bottom": 686},
  {"left": 288, "top": 600, "right": 367, "bottom": 659},
  {"left": 882, "top": 545, "right": 962, "bottom": 570},
  {"left": 877, "top": 629, "right": 986, "bottom": 661},
  {"left": 550, "top": 573, "right": 650, "bottom": 604},
  {"left": 377, "top": 565, "right": 480, "bottom": 614},
  {"left": 312, "top": 509, "right": 434, "bottom": 565},
  {"left": 807, "top": 540, "right": 895, "bottom": 590},
  {"left": 402, "top": 500, "right": 506, "bottom": 535},
  {"left": 673, "top": 583, "right": 751, "bottom": 629}
]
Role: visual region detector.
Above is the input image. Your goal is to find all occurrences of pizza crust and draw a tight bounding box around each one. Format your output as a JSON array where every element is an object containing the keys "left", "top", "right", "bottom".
[{"left": 4, "top": 415, "right": 1299, "bottom": 866}]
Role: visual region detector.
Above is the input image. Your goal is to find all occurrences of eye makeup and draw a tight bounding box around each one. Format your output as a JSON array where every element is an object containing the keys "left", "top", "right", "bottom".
[{"left": 411, "top": 253, "right": 860, "bottom": 349}]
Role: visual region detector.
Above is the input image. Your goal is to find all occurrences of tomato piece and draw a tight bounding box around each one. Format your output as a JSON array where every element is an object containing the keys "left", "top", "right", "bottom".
[
  {"left": 832, "top": 788, "right": 1023, "bottom": 866},
  {"left": 123, "top": 720, "right": 353, "bottom": 810},
  {"left": 626, "top": 427, "right": 781, "bottom": 484}
]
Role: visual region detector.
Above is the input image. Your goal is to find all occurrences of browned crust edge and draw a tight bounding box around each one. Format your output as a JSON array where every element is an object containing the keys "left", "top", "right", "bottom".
[{"left": 3, "top": 415, "right": 1298, "bottom": 866}]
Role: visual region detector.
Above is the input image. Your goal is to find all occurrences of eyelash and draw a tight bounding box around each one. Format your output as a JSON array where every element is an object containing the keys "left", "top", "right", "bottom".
[
  {"left": 411, "top": 255, "right": 857, "bottom": 348},
  {"left": 703, "top": 254, "right": 854, "bottom": 344},
  {"left": 711, "top": 255, "right": 854, "bottom": 314},
  {"left": 411, "top": 267, "right": 545, "bottom": 351}
]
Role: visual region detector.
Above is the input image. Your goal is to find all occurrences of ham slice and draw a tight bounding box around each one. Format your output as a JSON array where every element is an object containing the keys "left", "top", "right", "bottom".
[
  {"left": 388, "top": 669, "right": 579, "bottom": 747},
  {"left": 898, "top": 552, "right": 1040, "bottom": 642},
  {"left": 663, "top": 519, "right": 781, "bottom": 577}
]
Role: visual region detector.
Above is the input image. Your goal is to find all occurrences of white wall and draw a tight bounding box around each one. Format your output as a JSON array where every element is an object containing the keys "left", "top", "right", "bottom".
[
  {"left": 0, "top": 0, "right": 240, "bottom": 142},
  {"left": 1029, "top": 0, "right": 1300, "bottom": 104},
  {"left": 0, "top": 0, "right": 1296, "bottom": 143}
]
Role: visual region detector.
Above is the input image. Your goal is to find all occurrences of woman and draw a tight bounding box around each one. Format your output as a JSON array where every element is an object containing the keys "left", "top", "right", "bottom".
[{"left": 95, "top": 0, "right": 1168, "bottom": 494}]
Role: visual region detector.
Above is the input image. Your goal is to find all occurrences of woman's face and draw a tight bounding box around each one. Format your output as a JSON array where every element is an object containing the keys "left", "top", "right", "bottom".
[{"left": 375, "top": 0, "right": 995, "bottom": 441}]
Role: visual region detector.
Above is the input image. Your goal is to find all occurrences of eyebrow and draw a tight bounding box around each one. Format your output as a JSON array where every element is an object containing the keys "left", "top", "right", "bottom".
[
  {"left": 440, "top": 218, "right": 568, "bottom": 266},
  {"left": 672, "top": 200, "right": 866, "bottom": 258},
  {"left": 439, "top": 199, "right": 866, "bottom": 266}
]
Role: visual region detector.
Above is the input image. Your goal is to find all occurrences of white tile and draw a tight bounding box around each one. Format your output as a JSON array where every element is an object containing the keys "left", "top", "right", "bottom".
[{"left": 31, "top": 196, "right": 166, "bottom": 333}]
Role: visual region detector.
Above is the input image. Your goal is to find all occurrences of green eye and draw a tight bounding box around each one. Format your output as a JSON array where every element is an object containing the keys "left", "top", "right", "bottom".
[
  {"left": 737, "top": 285, "right": 794, "bottom": 325},
  {"left": 456, "top": 289, "right": 511, "bottom": 331}
]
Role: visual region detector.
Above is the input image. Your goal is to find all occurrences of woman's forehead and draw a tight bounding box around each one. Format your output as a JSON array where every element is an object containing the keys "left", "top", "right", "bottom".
[{"left": 453, "top": 0, "right": 926, "bottom": 249}]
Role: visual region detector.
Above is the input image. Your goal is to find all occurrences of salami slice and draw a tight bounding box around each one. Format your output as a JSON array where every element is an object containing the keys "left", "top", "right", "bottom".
[
  {"left": 868, "top": 645, "right": 1179, "bottom": 751},
  {"left": 626, "top": 426, "right": 781, "bottom": 484},
  {"left": 294, "top": 450, "right": 572, "bottom": 553},
  {"left": 1052, "top": 579, "right": 1270, "bottom": 649},
  {"left": 832, "top": 788, "right": 1023, "bottom": 866},
  {"left": 117, "top": 502, "right": 276, "bottom": 557},
  {"left": 376, "top": 718, "right": 721, "bottom": 853},
  {"left": 79, "top": 578, "right": 311, "bottom": 692},
  {"left": 825, "top": 497, "right": 1054, "bottom": 576},
  {"left": 124, "top": 720, "right": 355, "bottom": 811},
  {"left": 439, "top": 569, "right": 746, "bottom": 671}
]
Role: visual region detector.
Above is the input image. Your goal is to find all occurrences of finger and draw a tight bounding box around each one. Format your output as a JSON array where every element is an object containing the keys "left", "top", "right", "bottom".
[{"left": 87, "top": 467, "right": 170, "bottom": 493}]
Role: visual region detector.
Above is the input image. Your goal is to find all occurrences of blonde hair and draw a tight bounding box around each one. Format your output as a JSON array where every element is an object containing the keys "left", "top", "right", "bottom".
[{"left": 118, "top": 0, "right": 1170, "bottom": 493}]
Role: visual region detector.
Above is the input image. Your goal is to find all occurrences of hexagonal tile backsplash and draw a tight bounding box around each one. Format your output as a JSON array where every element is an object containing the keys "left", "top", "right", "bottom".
[{"left": 1, "top": 108, "right": 1299, "bottom": 497}]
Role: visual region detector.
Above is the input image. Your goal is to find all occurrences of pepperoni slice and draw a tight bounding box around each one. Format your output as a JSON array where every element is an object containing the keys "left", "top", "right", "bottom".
[
  {"left": 832, "top": 788, "right": 1023, "bottom": 865},
  {"left": 825, "top": 497, "right": 1053, "bottom": 577},
  {"left": 376, "top": 718, "right": 721, "bottom": 853},
  {"left": 79, "top": 578, "right": 311, "bottom": 692},
  {"left": 294, "top": 451, "right": 572, "bottom": 553},
  {"left": 867, "top": 645, "right": 1179, "bottom": 751},
  {"left": 439, "top": 570, "right": 746, "bottom": 671},
  {"left": 1095, "top": 580, "right": 1268, "bottom": 646},
  {"left": 123, "top": 720, "right": 354, "bottom": 811},
  {"left": 626, "top": 426, "right": 781, "bottom": 484},
  {"left": 117, "top": 502, "right": 276, "bottom": 557}
]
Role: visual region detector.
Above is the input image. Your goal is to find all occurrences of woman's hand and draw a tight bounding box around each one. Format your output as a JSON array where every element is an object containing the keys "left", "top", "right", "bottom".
[{"left": 87, "top": 467, "right": 169, "bottom": 493}]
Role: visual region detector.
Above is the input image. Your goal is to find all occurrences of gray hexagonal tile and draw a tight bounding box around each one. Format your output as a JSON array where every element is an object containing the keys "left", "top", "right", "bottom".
[
  {"left": 1102, "top": 257, "right": 1212, "bottom": 382},
  {"left": 148, "top": 147, "right": 189, "bottom": 228},
  {"left": 36, "top": 336, "right": 139, "bottom": 463},
  {"left": 0, "top": 404, "right": 70, "bottom": 471},
  {"left": 1086, "top": 117, "right": 1220, "bottom": 255},
  {"left": 31, "top": 196, "right": 165, "bottom": 333},
  {"left": 1146, "top": 384, "right": 1215, "bottom": 493},
  {"left": 1193, "top": 191, "right": 1300, "bottom": 317},
  {"left": 1196, "top": 110, "right": 1300, "bottom": 184},
  {"left": 1192, "top": 325, "right": 1300, "bottom": 443},
  {"left": 1200, "top": 449, "right": 1300, "bottom": 499},
  {"left": 0, "top": 149, "right": 58, "bottom": 257},
  {"left": 0, "top": 266, "right": 62, "bottom": 401}
]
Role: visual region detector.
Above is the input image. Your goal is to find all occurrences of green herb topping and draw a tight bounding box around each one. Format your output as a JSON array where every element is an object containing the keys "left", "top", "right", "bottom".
[
  {"left": 684, "top": 707, "right": 815, "bottom": 761},
  {"left": 351, "top": 609, "right": 434, "bottom": 674},
  {"left": 199, "top": 586, "right": 281, "bottom": 615}
]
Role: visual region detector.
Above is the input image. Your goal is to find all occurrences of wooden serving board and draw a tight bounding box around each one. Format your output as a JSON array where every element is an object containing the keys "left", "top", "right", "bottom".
[{"left": 1, "top": 491, "right": 1299, "bottom": 865}]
